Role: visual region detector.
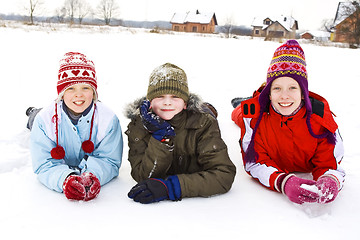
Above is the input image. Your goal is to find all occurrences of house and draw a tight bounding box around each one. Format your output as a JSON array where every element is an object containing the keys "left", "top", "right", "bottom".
[
  {"left": 331, "top": 1, "right": 359, "bottom": 43},
  {"left": 170, "top": 10, "right": 217, "bottom": 33},
  {"left": 300, "top": 31, "right": 331, "bottom": 41},
  {"left": 251, "top": 15, "right": 298, "bottom": 39}
]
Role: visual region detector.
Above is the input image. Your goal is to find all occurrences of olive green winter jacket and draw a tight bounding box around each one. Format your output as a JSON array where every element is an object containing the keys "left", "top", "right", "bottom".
[{"left": 125, "top": 94, "right": 236, "bottom": 198}]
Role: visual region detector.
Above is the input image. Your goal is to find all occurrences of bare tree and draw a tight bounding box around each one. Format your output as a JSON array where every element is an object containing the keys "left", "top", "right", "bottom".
[
  {"left": 334, "top": 1, "right": 360, "bottom": 46},
  {"left": 64, "top": 0, "right": 78, "bottom": 24},
  {"left": 25, "top": 0, "right": 44, "bottom": 24},
  {"left": 97, "top": 0, "right": 120, "bottom": 25},
  {"left": 222, "top": 16, "right": 235, "bottom": 38},
  {"left": 321, "top": 18, "right": 334, "bottom": 32},
  {"left": 55, "top": 6, "right": 67, "bottom": 23},
  {"left": 76, "top": 0, "right": 92, "bottom": 24}
]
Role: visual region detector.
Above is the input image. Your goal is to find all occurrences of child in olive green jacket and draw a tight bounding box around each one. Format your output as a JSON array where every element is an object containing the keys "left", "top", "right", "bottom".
[{"left": 125, "top": 63, "right": 236, "bottom": 204}]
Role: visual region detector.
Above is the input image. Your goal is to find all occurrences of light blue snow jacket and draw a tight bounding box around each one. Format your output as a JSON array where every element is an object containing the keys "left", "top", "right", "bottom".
[{"left": 31, "top": 101, "right": 123, "bottom": 192}]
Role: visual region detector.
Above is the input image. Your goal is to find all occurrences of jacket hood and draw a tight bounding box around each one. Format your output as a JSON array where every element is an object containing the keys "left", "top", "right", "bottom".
[{"left": 125, "top": 93, "right": 206, "bottom": 120}]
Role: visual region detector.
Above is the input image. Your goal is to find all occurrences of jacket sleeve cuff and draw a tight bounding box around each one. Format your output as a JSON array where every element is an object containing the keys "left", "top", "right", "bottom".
[
  {"left": 274, "top": 173, "right": 286, "bottom": 192},
  {"left": 165, "top": 175, "right": 182, "bottom": 201},
  {"left": 279, "top": 173, "right": 296, "bottom": 194}
]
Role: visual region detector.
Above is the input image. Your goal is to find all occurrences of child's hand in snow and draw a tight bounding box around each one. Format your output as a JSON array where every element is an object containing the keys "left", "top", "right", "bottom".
[
  {"left": 316, "top": 176, "right": 339, "bottom": 204},
  {"left": 63, "top": 174, "right": 86, "bottom": 201},
  {"left": 63, "top": 172, "right": 100, "bottom": 201},
  {"left": 81, "top": 172, "right": 101, "bottom": 201},
  {"left": 283, "top": 175, "right": 319, "bottom": 204}
]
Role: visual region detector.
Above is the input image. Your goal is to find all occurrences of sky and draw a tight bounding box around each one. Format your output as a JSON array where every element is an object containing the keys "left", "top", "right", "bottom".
[{"left": 0, "top": 0, "right": 344, "bottom": 30}]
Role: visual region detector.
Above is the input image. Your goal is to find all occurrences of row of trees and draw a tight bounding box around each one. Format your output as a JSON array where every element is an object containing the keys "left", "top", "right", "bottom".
[{"left": 26, "top": 0, "right": 119, "bottom": 25}]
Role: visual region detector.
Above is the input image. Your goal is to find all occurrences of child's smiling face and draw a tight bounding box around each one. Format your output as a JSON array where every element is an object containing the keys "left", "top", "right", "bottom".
[
  {"left": 270, "top": 77, "right": 302, "bottom": 116},
  {"left": 150, "top": 94, "right": 187, "bottom": 120},
  {"left": 63, "top": 83, "right": 94, "bottom": 115}
]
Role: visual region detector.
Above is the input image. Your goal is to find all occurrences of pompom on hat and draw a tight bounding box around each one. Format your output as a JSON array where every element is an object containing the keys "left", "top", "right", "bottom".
[
  {"left": 147, "top": 63, "right": 189, "bottom": 102},
  {"left": 245, "top": 40, "right": 336, "bottom": 163},
  {"left": 57, "top": 52, "right": 98, "bottom": 102},
  {"left": 51, "top": 102, "right": 96, "bottom": 160}
]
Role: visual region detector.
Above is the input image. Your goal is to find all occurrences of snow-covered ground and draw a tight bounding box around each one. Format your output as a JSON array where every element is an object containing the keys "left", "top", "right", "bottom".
[{"left": 0, "top": 21, "right": 359, "bottom": 239}]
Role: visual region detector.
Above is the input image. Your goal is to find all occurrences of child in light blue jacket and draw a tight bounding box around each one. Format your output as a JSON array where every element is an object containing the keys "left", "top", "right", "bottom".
[{"left": 29, "top": 52, "right": 123, "bottom": 201}]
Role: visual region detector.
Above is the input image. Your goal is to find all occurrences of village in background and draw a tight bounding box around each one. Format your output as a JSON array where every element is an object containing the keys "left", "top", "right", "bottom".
[{"left": 1, "top": 0, "right": 359, "bottom": 48}]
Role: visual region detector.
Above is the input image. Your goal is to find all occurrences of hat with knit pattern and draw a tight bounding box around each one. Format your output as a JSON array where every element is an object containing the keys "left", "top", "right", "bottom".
[
  {"left": 259, "top": 39, "right": 308, "bottom": 113},
  {"left": 147, "top": 63, "right": 189, "bottom": 102},
  {"left": 57, "top": 52, "right": 97, "bottom": 102}
]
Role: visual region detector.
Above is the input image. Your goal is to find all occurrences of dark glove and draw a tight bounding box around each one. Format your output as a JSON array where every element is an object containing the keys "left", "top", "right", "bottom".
[
  {"left": 63, "top": 172, "right": 101, "bottom": 201},
  {"left": 283, "top": 175, "right": 319, "bottom": 204},
  {"left": 316, "top": 176, "right": 339, "bottom": 204},
  {"left": 140, "top": 100, "right": 175, "bottom": 141},
  {"left": 128, "top": 175, "right": 181, "bottom": 204}
]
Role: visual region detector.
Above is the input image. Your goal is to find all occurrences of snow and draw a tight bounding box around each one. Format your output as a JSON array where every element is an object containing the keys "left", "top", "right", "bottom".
[
  {"left": 300, "top": 184, "right": 320, "bottom": 194},
  {"left": 0, "top": 21, "right": 359, "bottom": 239}
]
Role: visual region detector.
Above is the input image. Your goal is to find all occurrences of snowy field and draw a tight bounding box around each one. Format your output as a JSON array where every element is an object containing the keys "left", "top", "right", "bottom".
[{"left": 0, "top": 21, "right": 359, "bottom": 239}]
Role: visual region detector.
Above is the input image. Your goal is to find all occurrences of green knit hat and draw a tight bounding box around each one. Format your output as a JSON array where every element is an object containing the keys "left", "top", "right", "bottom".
[{"left": 147, "top": 63, "right": 189, "bottom": 102}]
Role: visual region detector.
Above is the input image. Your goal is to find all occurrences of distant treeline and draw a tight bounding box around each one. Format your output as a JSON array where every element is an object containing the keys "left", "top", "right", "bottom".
[{"left": 0, "top": 13, "right": 252, "bottom": 36}]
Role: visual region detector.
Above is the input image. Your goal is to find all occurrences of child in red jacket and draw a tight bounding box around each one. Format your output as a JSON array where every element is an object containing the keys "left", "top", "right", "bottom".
[{"left": 231, "top": 40, "right": 345, "bottom": 204}]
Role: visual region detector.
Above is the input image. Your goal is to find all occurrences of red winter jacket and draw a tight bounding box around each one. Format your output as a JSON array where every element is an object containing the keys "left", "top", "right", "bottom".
[{"left": 232, "top": 91, "right": 345, "bottom": 192}]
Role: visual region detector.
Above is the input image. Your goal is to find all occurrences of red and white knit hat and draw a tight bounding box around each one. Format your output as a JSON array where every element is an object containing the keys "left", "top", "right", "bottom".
[{"left": 57, "top": 52, "right": 97, "bottom": 102}]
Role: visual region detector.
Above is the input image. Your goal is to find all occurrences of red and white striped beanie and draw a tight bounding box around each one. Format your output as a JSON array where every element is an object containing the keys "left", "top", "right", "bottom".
[{"left": 57, "top": 52, "right": 98, "bottom": 102}]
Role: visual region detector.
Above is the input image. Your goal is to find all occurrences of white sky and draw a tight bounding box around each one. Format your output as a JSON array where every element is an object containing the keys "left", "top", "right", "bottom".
[{"left": 0, "top": 0, "right": 342, "bottom": 30}]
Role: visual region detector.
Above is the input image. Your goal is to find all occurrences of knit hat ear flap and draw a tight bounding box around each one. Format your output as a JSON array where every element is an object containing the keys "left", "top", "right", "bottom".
[
  {"left": 51, "top": 104, "right": 66, "bottom": 160},
  {"left": 51, "top": 103, "right": 96, "bottom": 159},
  {"left": 244, "top": 110, "right": 264, "bottom": 163},
  {"left": 81, "top": 104, "right": 96, "bottom": 154}
]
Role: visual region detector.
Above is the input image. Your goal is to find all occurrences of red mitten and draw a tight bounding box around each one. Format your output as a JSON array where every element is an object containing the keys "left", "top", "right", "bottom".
[
  {"left": 80, "top": 172, "right": 101, "bottom": 201},
  {"left": 63, "top": 175, "right": 86, "bottom": 201},
  {"left": 316, "top": 176, "right": 339, "bottom": 204}
]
